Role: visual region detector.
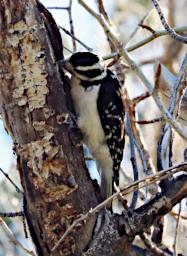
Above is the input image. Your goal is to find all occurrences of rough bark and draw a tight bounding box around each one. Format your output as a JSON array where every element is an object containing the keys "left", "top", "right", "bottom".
[
  {"left": 0, "top": 1, "right": 187, "bottom": 256},
  {"left": 0, "top": 1, "right": 97, "bottom": 255}
]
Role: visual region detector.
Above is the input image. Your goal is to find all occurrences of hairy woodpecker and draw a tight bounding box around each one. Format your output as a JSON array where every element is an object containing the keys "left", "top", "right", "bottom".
[{"left": 61, "top": 52, "right": 125, "bottom": 200}]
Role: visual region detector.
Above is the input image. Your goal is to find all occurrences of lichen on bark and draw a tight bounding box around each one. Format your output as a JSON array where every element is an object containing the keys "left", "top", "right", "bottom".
[{"left": 0, "top": 1, "right": 97, "bottom": 255}]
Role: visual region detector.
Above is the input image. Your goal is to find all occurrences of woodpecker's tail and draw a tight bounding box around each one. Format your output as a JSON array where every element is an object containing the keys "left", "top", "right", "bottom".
[{"left": 100, "top": 169, "right": 113, "bottom": 200}]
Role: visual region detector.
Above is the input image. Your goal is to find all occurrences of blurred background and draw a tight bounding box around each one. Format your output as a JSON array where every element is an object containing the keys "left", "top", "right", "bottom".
[{"left": 0, "top": 0, "right": 187, "bottom": 255}]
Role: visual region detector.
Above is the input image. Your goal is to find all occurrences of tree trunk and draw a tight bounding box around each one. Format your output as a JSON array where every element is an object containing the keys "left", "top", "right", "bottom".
[
  {"left": 0, "top": 1, "right": 187, "bottom": 256},
  {"left": 0, "top": 0, "right": 97, "bottom": 255}
]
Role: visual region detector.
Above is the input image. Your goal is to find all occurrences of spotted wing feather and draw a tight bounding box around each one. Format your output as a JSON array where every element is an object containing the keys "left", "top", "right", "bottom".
[{"left": 97, "top": 70, "right": 125, "bottom": 189}]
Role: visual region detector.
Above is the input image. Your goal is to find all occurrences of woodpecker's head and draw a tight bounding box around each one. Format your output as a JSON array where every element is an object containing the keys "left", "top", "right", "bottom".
[{"left": 60, "top": 52, "right": 107, "bottom": 81}]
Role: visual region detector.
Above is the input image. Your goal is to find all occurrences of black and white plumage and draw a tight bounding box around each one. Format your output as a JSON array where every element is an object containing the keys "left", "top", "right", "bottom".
[{"left": 62, "top": 52, "right": 125, "bottom": 200}]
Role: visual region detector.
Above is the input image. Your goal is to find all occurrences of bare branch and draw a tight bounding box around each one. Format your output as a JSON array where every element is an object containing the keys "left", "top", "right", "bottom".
[
  {"left": 170, "top": 209, "right": 187, "bottom": 220},
  {"left": 154, "top": 62, "right": 161, "bottom": 90},
  {"left": 59, "top": 25, "right": 93, "bottom": 51},
  {"left": 173, "top": 203, "right": 181, "bottom": 256},
  {"left": 51, "top": 162, "right": 187, "bottom": 253},
  {"left": 152, "top": 72, "right": 187, "bottom": 140},
  {"left": 132, "top": 91, "right": 151, "bottom": 105},
  {"left": 68, "top": 0, "right": 77, "bottom": 51},
  {"left": 0, "top": 211, "right": 24, "bottom": 217},
  {"left": 0, "top": 218, "right": 36, "bottom": 256},
  {"left": 134, "top": 117, "right": 164, "bottom": 125},
  {"left": 63, "top": 45, "right": 73, "bottom": 53},
  {"left": 125, "top": 8, "right": 154, "bottom": 45},
  {"left": 0, "top": 168, "right": 23, "bottom": 194},
  {"left": 119, "top": 174, "right": 187, "bottom": 237},
  {"left": 151, "top": 0, "right": 187, "bottom": 43},
  {"left": 169, "top": 52, "right": 187, "bottom": 116},
  {"left": 140, "top": 233, "right": 166, "bottom": 256},
  {"left": 157, "top": 53, "right": 187, "bottom": 172},
  {"left": 120, "top": 87, "right": 139, "bottom": 208},
  {"left": 96, "top": 0, "right": 110, "bottom": 24},
  {"left": 22, "top": 214, "right": 28, "bottom": 239},
  {"left": 126, "top": 111, "right": 139, "bottom": 208},
  {"left": 103, "top": 26, "right": 187, "bottom": 59},
  {"left": 139, "top": 24, "right": 156, "bottom": 34},
  {"left": 47, "top": 7, "right": 69, "bottom": 10}
]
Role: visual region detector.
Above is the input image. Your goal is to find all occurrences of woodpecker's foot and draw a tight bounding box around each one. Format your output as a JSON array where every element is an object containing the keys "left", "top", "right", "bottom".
[
  {"left": 67, "top": 113, "right": 79, "bottom": 130},
  {"left": 68, "top": 114, "right": 83, "bottom": 142},
  {"left": 69, "top": 112, "right": 77, "bottom": 123}
]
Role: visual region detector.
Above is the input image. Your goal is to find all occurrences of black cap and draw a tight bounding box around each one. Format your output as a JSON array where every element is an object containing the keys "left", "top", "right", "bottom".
[{"left": 69, "top": 52, "right": 100, "bottom": 68}]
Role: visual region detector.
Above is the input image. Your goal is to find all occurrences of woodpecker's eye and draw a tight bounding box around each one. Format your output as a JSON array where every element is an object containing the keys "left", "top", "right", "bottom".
[{"left": 69, "top": 52, "right": 100, "bottom": 68}]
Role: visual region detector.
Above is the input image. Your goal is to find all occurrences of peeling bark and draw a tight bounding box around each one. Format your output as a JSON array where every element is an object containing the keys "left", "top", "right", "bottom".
[
  {"left": 0, "top": 1, "right": 187, "bottom": 256},
  {"left": 0, "top": 1, "right": 97, "bottom": 255}
]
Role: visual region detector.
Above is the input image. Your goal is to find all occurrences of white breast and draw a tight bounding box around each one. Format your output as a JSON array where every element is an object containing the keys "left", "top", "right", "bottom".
[
  {"left": 70, "top": 76, "right": 113, "bottom": 198},
  {"left": 70, "top": 76, "right": 105, "bottom": 150}
]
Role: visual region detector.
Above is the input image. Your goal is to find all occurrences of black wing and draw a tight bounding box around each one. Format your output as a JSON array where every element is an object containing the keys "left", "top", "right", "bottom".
[{"left": 97, "top": 69, "right": 125, "bottom": 188}]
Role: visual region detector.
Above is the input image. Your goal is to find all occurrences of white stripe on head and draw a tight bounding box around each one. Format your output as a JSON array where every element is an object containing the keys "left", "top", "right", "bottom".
[
  {"left": 73, "top": 68, "right": 107, "bottom": 81},
  {"left": 75, "top": 60, "right": 104, "bottom": 71}
]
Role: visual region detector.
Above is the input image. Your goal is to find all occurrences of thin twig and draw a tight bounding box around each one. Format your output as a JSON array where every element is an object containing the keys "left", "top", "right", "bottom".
[
  {"left": 47, "top": 7, "right": 69, "bottom": 10},
  {"left": 96, "top": 0, "right": 114, "bottom": 51},
  {"left": 157, "top": 53, "right": 187, "bottom": 171},
  {"left": 124, "top": 89, "right": 156, "bottom": 192},
  {"left": 97, "top": 0, "right": 110, "bottom": 24},
  {"left": 140, "top": 233, "right": 166, "bottom": 256},
  {"left": 154, "top": 62, "right": 161, "bottom": 90},
  {"left": 134, "top": 128, "right": 157, "bottom": 194},
  {"left": 153, "top": 71, "right": 187, "bottom": 140},
  {"left": 0, "top": 168, "right": 23, "bottom": 194},
  {"left": 0, "top": 211, "right": 24, "bottom": 218},
  {"left": 68, "top": 0, "right": 77, "bottom": 51},
  {"left": 168, "top": 127, "right": 173, "bottom": 168},
  {"left": 173, "top": 203, "right": 182, "bottom": 256},
  {"left": 103, "top": 26, "right": 187, "bottom": 60},
  {"left": 151, "top": 0, "right": 187, "bottom": 43},
  {"left": 138, "top": 58, "right": 157, "bottom": 66},
  {"left": 125, "top": 8, "right": 154, "bottom": 45},
  {"left": 184, "top": 148, "right": 187, "bottom": 162},
  {"left": 169, "top": 52, "right": 187, "bottom": 116},
  {"left": 133, "top": 139, "right": 148, "bottom": 176},
  {"left": 22, "top": 214, "right": 28, "bottom": 239},
  {"left": 170, "top": 209, "right": 187, "bottom": 220},
  {"left": 59, "top": 25, "right": 93, "bottom": 51},
  {"left": 154, "top": 64, "right": 172, "bottom": 170},
  {"left": 157, "top": 124, "right": 172, "bottom": 171},
  {"left": 121, "top": 86, "right": 139, "bottom": 208},
  {"left": 0, "top": 218, "right": 36, "bottom": 256},
  {"left": 50, "top": 161, "right": 187, "bottom": 253},
  {"left": 63, "top": 45, "right": 73, "bottom": 54},
  {"left": 132, "top": 91, "right": 151, "bottom": 105},
  {"left": 134, "top": 117, "right": 164, "bottom": 125},
  {"left": 125, "top": 72, "right": 155, "bottom": 192},
  {"left": 126, "top": 111, "right": 139, "bottom": 208},
  {"left": 134, "top": 132, "right": 158, "bottom": 196},
  {"left": 139, "top": 24, "right": 156, "bottom": 34}
]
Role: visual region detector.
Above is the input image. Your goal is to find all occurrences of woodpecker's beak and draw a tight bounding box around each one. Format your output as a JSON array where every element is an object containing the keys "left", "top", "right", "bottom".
[{"left": 58, "top": 58, "right": 74, "bottom": 74}]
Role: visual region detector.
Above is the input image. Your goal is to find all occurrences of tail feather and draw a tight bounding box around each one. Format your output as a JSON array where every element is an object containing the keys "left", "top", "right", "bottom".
[{"left": 100, "top": 170, "right": 113, "bottom": 200}]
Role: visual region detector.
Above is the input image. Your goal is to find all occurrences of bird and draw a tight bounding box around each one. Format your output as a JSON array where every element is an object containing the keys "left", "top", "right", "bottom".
[{"left": 61, "top": 51, "right": 125, "bottom": 201}]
